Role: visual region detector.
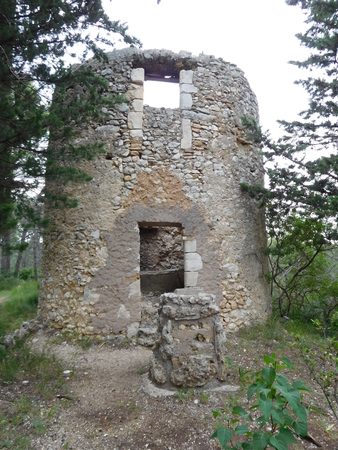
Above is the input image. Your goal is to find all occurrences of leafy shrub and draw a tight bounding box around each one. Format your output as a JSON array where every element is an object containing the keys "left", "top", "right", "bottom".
[
  {"left": 212, "top": 354, "right": 309, "bottom": 450},
  {"left": 18, "top": 267, "right": 35, "bottom": 281}
]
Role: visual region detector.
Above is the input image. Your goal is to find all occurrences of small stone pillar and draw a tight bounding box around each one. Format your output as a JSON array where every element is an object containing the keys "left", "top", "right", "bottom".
[{"left": 150, "top": 288, "right": 227, "bottom": 387}]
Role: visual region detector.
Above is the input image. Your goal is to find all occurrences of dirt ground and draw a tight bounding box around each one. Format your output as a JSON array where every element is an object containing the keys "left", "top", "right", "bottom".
[{"left": 1, "top": 327, "right": 338, "bottom": 450}]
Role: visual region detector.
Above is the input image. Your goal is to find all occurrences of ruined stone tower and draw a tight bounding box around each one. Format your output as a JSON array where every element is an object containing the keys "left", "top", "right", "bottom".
[{"left": 38, "top": 48, "right": 271, "bottom": 342}]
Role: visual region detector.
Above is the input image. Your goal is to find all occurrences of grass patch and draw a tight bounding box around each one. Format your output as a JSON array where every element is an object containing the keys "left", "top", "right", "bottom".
[
  {"left": 0, "top": 281, "right": 39, "bottom": 338},
  {"left": 238, "top": 316, "right": 287, "bottom": 344},
  {"left": 0, "top": 275, "right": 21, "bottom": 291},
  {"left": 0, "top": 343, "right": 67, "bottom": 448},
  {"left": 0, "top": 280, "right": 70, "bottom": 448}
]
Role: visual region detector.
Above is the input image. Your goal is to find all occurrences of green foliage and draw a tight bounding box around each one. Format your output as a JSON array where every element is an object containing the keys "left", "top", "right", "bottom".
[
  {"left": 241, "top": 1, "right": 338, "bottom": 321},
  {"left": 18, "top": 267, "right": 35, "bottom": 281},
  {"left": 267, "top": 220, "right": 338, "bottom": 323},
  {"left": 0, "top": 0, "right": 140, "bottom": 260},
  {"left": 292, "top": 324, "right": 338, "bottom": 419},
  {"left": 211, "top": 354, "right": 310, "bottom": 450},
  {"left": 0, "top": 281, "right": 38, "bottom": 338},
  {"left": 249, "top": 0, "right": 338, "bottom": 230}
]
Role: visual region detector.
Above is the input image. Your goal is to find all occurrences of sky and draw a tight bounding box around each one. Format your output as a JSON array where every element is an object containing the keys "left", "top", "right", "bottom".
[{"left": 102, "top": 0, "right": 310, "bottom": 140}]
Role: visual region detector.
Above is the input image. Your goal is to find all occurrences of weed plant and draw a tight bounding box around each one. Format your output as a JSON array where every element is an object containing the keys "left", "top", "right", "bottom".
[{"left": 212, "top": 354, "right": 310, "bottom": 450}]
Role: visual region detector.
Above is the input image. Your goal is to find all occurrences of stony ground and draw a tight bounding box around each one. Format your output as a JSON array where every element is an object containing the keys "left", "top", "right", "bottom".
[{"left": 1, "top": 326, "right": 338, "bottom": 450}]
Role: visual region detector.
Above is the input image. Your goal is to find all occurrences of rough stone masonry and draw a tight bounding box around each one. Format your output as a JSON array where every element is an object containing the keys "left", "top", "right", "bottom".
[{"left": 38, "top": 48, "right": 271, "bottom": 345}]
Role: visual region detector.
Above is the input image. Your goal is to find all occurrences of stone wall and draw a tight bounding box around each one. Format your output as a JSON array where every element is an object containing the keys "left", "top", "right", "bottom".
[{"left": 38, "top": 48, "right": 271, "bottom": 338}]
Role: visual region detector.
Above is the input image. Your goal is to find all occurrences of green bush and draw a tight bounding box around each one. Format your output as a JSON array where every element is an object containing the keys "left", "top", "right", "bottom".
[
  {"left": 212, "top": 354, "right": 309, "bottom": 450},
  {"left": 18, "top": 267, "right": 35, "bottom": 281}
]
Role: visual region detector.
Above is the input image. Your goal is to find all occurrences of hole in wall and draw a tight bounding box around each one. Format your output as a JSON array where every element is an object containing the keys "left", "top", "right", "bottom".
[
  {"left": 143, "top": 80, "right": 179, "bottom": 109},
  {"left": 139, "top": 224, "right": 184, "bottom": 294}
]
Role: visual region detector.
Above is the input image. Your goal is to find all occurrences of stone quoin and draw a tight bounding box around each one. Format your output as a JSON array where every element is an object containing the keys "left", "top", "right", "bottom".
[{"left": 38, "top": 48, "right": 271, "bottom": 350}]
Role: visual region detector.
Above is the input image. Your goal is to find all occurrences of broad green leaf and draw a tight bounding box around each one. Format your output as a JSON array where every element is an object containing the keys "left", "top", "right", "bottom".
[
  {"left": 211, "top": 430, "right": 217, "bottom": 439},
  {"left": 262, "top": 367, "right": 276, "bottom": 386},
  {"left": 268, "top": 436, "right": 279, "bottom": 450},
  {"left": 274, "top": 394, "right": 287, "bottom": 408},
  {"left": 280, "top": 357, "right": 293, "bottom": 369},
  {"left": 261, "top": 388, "right": 272, "bottom": 397},
  {"left": 286, "top": 389, "right": 301, "bottom": 409},
  {"left": 252, "top": 432, "right": 270, "bottom": 450},
  {"left": 263, "top": 355, "right": 275, "bottom": 365},
  {"left": 217, "top": 427, "right": 232, "bottom": 448},
  {"left": 259, "top": 396, "right": 273, "bottom": 420},
  {"left": 256, "top": 415, "right": 266, "bottom": 425},
  {"left": 270, "top": 409, "right": 285, "bottom": 425},
  {"left": 293, "top": 380, "right": 310, "bottom": 391},
  {"left": 234, "top": 424, "right": 249, "bottom": 435},
  {"left": 284, "top": 414, "right": 293, "bottom": 427},
  {"left": 212, "top": 409, "right": 220, "bottom": 419},
  {"left": 293, "top": 421, "right": 308, "bottom": 437},
  {"left": 276, "top": 386, "right": 301, "bottom": 409},
  {"left": 247, "top": 383, "right": 258, "bottom": 399},
  {"left": 275, "top": 374, "right": 290, "bottom": 389},
  {"left": 269, "top": 435, "right": 288, "bottom": 450},
  {"left": 278, "top": 428, "right": 298, "bottom": 444},
  {"left": 232, "top": 406, "right": 247, "bottom": 417},
  {"left": 242, "top": 443, "right": 254, "bottom": 450},
  {"left": 293, "top": 404, "right": 308, "bottom": 423}
]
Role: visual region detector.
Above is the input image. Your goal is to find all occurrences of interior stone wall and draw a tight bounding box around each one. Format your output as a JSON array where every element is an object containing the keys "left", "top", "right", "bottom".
[
  {"left": 38, "top": 48, "right": 271, "bottom": 337},
  {"left": 140, "top": 226, "right": 183, "bottom": 272}
]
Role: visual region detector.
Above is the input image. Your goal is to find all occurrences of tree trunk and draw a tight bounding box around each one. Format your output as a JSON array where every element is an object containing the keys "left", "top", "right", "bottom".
[
  {"left": 32, "top": 226, "right": 38, "bottom": 281},
  {"left": 14, "top": 228, "right": 28, "bottom": 277},
  {"left": 1, "top": 229, "right": 11, "bottom": 274}
]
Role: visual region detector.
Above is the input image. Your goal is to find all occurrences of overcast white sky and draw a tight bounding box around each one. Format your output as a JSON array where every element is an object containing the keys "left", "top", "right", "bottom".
[{"left": 102, "top": 0, "right": 310, "bottom": 140}]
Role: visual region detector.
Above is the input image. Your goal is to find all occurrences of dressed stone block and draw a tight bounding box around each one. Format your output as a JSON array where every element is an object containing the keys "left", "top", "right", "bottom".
[{"left": 184, "top": 253, "right": 203, "bottom": 272}]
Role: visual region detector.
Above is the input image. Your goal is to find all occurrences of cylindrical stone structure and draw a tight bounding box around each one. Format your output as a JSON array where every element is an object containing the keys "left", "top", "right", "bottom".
[{"left": 38, "top": 48, "right": 271, "bottom": 338}]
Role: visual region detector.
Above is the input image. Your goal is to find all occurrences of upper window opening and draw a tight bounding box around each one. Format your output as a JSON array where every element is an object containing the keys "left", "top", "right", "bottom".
[{"left": 144, "top": 77, "right": 179, "bottom": 109}]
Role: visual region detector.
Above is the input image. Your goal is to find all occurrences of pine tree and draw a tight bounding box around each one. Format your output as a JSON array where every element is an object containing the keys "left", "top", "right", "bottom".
[
  {"left": 241, "top": 1, "right": 338, "bottom": 315},
  {"left": 0, "top": 0, "right": 140, "bottom": 273},
  {"left": 242, "top": 0, "right": 338, "bottom": 241}
]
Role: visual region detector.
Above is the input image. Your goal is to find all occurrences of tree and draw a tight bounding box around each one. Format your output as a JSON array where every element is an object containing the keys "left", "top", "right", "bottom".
[
  {"left": 0, "top": 0, "right": 140, "bottom": 273},
  {"left": 242, "top": 1, "right": 338, "bottom": 233},
  {"left": 241, "top": 1, "right": 338, "bottom": 314}
]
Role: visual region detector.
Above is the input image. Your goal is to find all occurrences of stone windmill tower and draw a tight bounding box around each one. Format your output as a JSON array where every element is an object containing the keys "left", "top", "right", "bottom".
[{"left": 38, "top": 48, "right": 271, "bottom": 350}]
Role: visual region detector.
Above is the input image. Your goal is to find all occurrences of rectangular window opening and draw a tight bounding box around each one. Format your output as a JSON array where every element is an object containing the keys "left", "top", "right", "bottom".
[
  {"left": 139, "top": 224, "right": 184, "bottom": 295},
  {"left": 143, "top": 79, "right": 179, "bottom": 109}
]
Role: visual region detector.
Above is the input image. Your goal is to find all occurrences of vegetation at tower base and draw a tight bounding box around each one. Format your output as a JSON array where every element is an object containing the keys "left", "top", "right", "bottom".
[
  {"left": 0, "top": 0, "right": 140, "bottom": 275},
  {"left": 212, "top": 354, "right": 310, "bottom": 450},
  {"left": 241, "top": 0, "right": 338, "bottom": 318}
]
